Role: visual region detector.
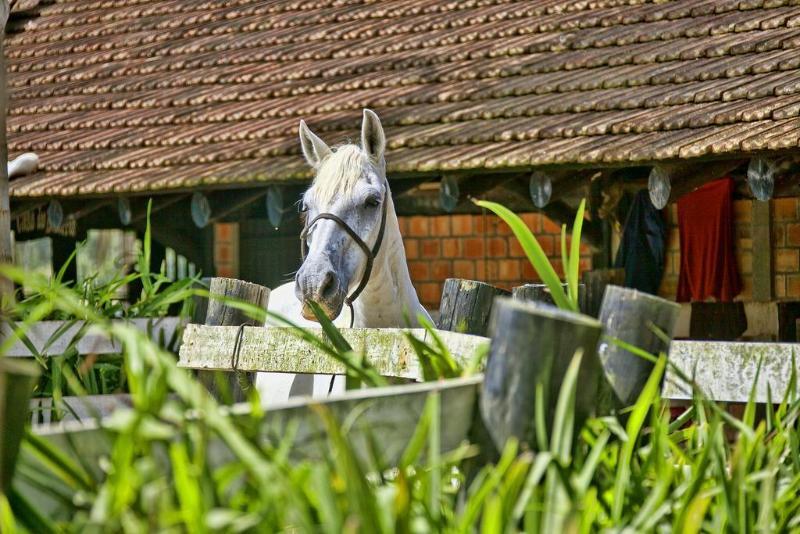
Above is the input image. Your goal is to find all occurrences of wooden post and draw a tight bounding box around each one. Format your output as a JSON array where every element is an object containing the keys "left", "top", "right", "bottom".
[
  {"left": 752, "top": 200, "right": 773, "bottom": 302},
  {"left": 437, "top": 278, "right": 510, "bottom": 337},
  {"left": 190, "top": 277, "right": 213, "bottom": 325},
  {"left": 0, "top": 2, "right": 13, "bottom": 303},
  {"left": 199, "top": 277, "right": 269, "bottom": 403},
  {"left": 581, "top": 268, "right": 625, "bottom": 318},
  {"left": 512, "top": 283, "right": 585, "bottom": 312},
  {"left": 480, "top": 298, "right": 602, "bottom": 451},
  {"left": 0, "top": 358, "right": 40, "bottom": 493},
  {"left": 596, "top": 285, "right": 680, "bottom": 409}
]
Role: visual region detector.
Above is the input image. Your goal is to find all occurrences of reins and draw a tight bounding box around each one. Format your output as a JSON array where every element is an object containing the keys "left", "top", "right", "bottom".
[{"left": 299, "top": 181, "right": 389, "bottom": 327}]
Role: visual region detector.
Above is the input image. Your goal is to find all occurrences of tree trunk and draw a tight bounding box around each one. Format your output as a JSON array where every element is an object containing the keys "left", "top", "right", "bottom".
[
  {"left": 437, "top": 278, "right": 510, "bottom": 337},
  {"left": 480, "top": 298, "right": 602, "bottom": 452},
  {"left": 0, "top": 13, "right": 13, "bottom": 305},
  {"left": 199, "top": 277, "right": 270, "bottom": 403},
  {"left": 596, "top": 285, "right": 681, "bottom": 408}
]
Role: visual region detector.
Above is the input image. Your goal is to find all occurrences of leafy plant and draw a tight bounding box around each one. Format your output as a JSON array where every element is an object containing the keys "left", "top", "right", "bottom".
[{"left": 474, "top": 198, "right": 586, "bottom": 312}]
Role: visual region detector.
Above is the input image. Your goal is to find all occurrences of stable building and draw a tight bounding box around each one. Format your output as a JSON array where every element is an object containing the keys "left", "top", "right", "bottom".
[{"left": 6, "top": 0, "right": 800, "bottom": 338}]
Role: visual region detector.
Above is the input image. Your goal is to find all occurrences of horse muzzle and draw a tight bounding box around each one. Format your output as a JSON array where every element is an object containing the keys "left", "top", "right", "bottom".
[{"left": 295, "top": 266, "right": 346, "bottom": 322}]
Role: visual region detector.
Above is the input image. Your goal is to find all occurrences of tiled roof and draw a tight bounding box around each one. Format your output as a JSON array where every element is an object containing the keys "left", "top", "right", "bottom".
[{"left": 6, "top": 0, "right": 800, "bottom": 198}]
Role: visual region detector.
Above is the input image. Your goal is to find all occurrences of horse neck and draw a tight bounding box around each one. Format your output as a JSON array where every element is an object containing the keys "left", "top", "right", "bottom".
[{"left": 352, "top": 198, "right": 430, "bottom": 328}]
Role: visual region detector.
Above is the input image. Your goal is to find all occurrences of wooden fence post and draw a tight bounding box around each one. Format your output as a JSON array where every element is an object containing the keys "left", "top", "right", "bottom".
[
  {"left": 581, "top": 268, "right": 625, "bottom": 318},
  {"left": 199, "top": 277, "right": 269, "bottom": 403},
  {"left": 480, "top": 298, "right": 602, "bottom": 451},
  {"left": 512, "top": 283, "right": 586, "bottom": 312},
  {"left": 596, "top": 285, "right": 680, "bottom": 409},
  {"left": 437, "top": 278, "right": 510, "bottom": 336}
]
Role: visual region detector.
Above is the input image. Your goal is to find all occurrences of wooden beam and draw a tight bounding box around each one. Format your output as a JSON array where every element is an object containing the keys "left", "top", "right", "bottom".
[
  {"left": 208, "top": 189, "right": 268, "bottom": 224},
  {"left": 0, "top": 8, "right": 12, "bottom": 298},
  {"left": 649, "top": 160, "right": 744, "bottom": 207},
  {"left": 130, "top": 194, "right": 189, "bottom": 224}
]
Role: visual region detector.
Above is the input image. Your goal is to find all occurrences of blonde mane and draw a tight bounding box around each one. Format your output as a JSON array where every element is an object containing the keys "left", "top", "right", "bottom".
[{"left": 311, "top": 144, "right": 369, "bottom": 205}]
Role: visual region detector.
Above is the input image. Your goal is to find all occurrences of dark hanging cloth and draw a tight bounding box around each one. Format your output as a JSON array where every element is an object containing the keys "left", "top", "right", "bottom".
[
  {"left": 614, "top": 189, "right": 667, "bottom": 295},
  {"left": 676, "top": 177, "right": 741, "bottom": 302}
]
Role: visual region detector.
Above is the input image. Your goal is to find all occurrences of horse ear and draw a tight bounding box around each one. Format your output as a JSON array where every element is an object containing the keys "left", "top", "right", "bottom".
[
  {"left": 299, "top": 120, "right": 331, "bottom": 169},
  {"left": 361, "top": 109, "right": 385, "bottom": 162}
]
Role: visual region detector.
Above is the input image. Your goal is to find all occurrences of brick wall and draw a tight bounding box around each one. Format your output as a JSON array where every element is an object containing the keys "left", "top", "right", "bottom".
[
  {"left": 658, "top": 198, "right": 800, "bottom": 302},
  {"left": 399, "top": 212, "right": 592, "bottom": 309},
  {"left": 214, "top": 222, "right": 239, "bottom": 278}
]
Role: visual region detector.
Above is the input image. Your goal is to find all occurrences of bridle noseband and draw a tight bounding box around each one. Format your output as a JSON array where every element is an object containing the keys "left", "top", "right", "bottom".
[{"left": 299, "top": 181, "right": 389, "bottom": 327}]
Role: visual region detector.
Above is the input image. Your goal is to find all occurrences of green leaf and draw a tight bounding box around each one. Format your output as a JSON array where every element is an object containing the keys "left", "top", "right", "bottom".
[
  {"left": 568, "top": 199, "right": 586, "bottom": 306},
  {"left": 473, "top": 199, "right": 573, "bottom": 311}
]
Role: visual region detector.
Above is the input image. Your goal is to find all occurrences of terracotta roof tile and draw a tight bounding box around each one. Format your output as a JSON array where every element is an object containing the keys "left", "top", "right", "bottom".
[{"left": 7, "top": 0, "right": 800, "bottom": 197}]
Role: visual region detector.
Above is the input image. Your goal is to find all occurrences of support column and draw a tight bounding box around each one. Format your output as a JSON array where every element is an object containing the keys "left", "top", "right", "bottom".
[{"left": 752, "top": 200, "right": 773, "bottom": 302}]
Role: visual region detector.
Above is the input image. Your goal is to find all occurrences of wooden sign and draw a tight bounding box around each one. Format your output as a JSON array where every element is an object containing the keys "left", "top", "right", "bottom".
[{"left": 13, "top": 204, "right": 77, "bottom": 237}]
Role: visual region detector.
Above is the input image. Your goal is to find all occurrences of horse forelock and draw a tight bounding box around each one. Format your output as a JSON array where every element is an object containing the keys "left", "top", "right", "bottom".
[{"left": 311, "top": 144, "right": 370, "bottom": 205}]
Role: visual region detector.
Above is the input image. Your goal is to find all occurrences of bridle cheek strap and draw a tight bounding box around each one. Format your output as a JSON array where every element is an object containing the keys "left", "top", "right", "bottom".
[{"left": 300, "top": 185, "right": 389, "bottom": 327}]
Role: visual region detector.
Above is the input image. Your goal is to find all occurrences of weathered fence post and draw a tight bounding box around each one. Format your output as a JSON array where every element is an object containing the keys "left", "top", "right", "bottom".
[
  {"left": 199, "top": 277, "right": 270, "bottom": 403},
  {"left": 596, "top": 285, "right": 680, "bottom": 408},
  {"left": 437, "top": 278, "right": 510, "bottom": 336},
  {"left": 190, "top": 276, "right": 213, "bottom": 325},
  {"left": 1, "top": 359, "right": 40, "bottom": 493},
  {"left": 480, "top": 298, "right": 602, "bottom": 451},
  {"left": 512, "top": 282, "right": 586, "bottom": 312},
  {"left": 581, "top": 268, "right": 625, "bottom": 317}
]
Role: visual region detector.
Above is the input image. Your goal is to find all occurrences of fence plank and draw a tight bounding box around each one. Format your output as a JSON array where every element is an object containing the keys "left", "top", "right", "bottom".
[
  {"left": 21, "top": 375, "right": 481, "bottom": 517},
  {"left": 2, "top": 317, "right": 183, "bottom": 358},
  {"left": 663, "top": 340, "right": 800, "bottom": 403},
  {"left": 179, "top": 325, "right": 488, "bottom": 380}
]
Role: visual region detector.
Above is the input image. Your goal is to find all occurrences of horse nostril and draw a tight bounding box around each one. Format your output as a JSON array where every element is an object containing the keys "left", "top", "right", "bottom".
[{"left": 319, "top": 270, "right": 337, "bottom": 300}]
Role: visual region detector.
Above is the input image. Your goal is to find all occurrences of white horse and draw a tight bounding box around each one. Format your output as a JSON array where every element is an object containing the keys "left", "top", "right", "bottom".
[{"left": 255, "top": 109, "right": 432, "bottom": 403}]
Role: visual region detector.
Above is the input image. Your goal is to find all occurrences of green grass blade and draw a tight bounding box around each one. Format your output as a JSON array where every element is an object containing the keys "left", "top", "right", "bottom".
[
  {"left": 473, "top": 199, "right": 572, "bottom": 310},
  {"left": 568, "top": 199, "right": 586, "bottom": 307}
]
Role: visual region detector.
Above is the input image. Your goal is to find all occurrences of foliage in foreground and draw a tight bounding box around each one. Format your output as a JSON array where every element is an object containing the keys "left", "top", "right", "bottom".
[
  {"left": 2, "top": 267, "right": 800, "bottom": 532},
  {"left": 3, "top": 203, "right": 199, "bottom": 400}
]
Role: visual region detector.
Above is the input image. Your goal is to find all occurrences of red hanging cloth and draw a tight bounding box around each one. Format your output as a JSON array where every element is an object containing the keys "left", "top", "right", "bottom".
[{"left": 676, "top": 177, "right": 741, "bottom": 302}]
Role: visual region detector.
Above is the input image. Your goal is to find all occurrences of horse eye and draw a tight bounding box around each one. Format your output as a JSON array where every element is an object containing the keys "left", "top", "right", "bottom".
[
  {"left": 298, "top": 202, "right": 308, "bottom": 213},
  {"left": 364, "top": 196, "right": 381, "bottom": 208}
]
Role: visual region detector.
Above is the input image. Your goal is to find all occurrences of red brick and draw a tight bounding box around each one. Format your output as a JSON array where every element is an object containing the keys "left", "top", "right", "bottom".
[
  {"left": 409, "top": 216, "right": 429, "bottom": 237},
  {"left": 542, "top": 216, "right": 561, "bottom": 234},
  {"left": 773, "top": 224, "right": 786, "bottom": 247},
  {"left": 397, "top": 217, "right": 410, "bottom": 234},
  {"left": 774, "top": 198, "right": 797, "bottom": 221},
  {"left": 214, "top": 222, "right": 234, "bottom": 242},
  {"left": 520, "top": 213, "right": 541, "bottom": 232},
  {"left": 442, "top": 238, "right": 459, "bottom": 258},
  {"left": 452, "top": 215, "right": 473, "bottom": 236},
  {"left": 215, "top": 244, "right": 232, "bottom": 263},
  {"left": 733, "top": 200, "right": 752, "bottom": 223},
  {"left": 509, "top": 239, "right": 526, "bottom": 258},
  {"left": 738, "top": 251, "right": 753, "bottom": 275},
  {"left": 453, "top": 260, "right": 475, "bottom": 279},
  {"left": 787, "top": 275, "right": 800, "bottom": 298},
  {"left": 408, "top": 261, "right": 430, "bottom": 281},
  {"left": 463, "top": 238, "right": 484, "bottom": 258},
  {"left": 538, "top": 235, "right": 556, "bottom": 257},
  {"left": 421, "top": 240, "right": 440, "bottom": 258},
  {"left": 775, "top": 275, "right": 787, "bottom": 298},
  {"left": 498, "top": 260, "right": 521, "bottom": 281},
  {"left": 787, "top": 224, "right": 800, "bottom": 247},
  {"left": 216, "top": 265, "right": 235, "bottom": 278},
  {"left": 474, "top": 215, "right": 489, "bottom": 235},
  {"left": 418, "top": 282, "right": 441, "bottom": 308},
  {"left": 488, "top": 237, "right": 507, "bottom": 257},
  {"left": 521, "top": 260, "right": 539, "bottom": 281},
  {"left": 474, "top": 260, "right": 487, "bottom": 281},
  {"left": 776, "top": 249, "right": 799, "bottom": 273},
  {"left": 492, "top": 217, "right": 513, "bottom": 236},
  {"left": 404, "top": 240, "right": 419, "bottom": 260},
  {"left": 431, "top": 260, "right": 452, "bottom": 280},
  {"left": 431, "top": 216, "right": 451, "bottom": 236}
]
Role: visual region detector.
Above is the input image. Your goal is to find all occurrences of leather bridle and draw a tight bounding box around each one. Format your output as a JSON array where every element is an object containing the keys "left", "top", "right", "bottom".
[{"left": 299, "top": 181, "right": 389, "bottom": 327}]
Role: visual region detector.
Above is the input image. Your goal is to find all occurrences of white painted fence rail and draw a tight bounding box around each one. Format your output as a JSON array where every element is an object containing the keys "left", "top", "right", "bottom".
[
  {"left": 664, "top": 340, "right": 800, "bottom": 403},
  {"left": 178, "top": 325, "right": 489, "bottom": 380},
  {"left": 2, "top": 317, "right": 183, "bottom": 357}
]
